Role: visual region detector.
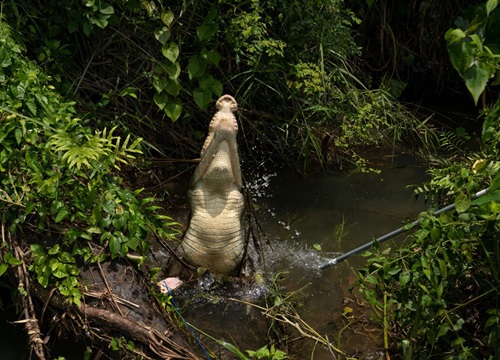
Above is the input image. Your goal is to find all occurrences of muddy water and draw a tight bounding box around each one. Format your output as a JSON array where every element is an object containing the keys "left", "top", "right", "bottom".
[
  {"left": 183, "top": 151, "right": 428, "bottom": 359},
  {"left": 0, "top": 151, "right": 428, "bottom": 359}
]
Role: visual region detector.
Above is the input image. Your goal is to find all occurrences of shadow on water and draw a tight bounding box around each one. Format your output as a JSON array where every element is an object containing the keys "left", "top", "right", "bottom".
[{"left": 181, "top": 149, "right": 429, "bottom": 359}]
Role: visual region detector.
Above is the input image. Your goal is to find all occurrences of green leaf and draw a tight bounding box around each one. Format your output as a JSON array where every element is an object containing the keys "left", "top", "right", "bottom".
[
  {"left": 26, "top": 98, "right": 37, "bottom": 115},
  {"left": 161, "top": 10, "right": 175, "bottom": 27},
  {"left": 210, "top": 79, "right": 223, "bottom": 97},
  {"left": 0, "top": 263, "right": 8, "bottom": 276},
  {"left": 201, "top": 48, "right": 221, "bottom": 65},
  {"left": 486, "top": 0, "right": 498, "bottom": 16},
  {"left": 153, "top": 76, "right": 168, "bottom": 93},
  {"left": 92, "top": 204, "right": 102, "bottom": 224},
  {"left": 444, "top": 28, "right": 466, "bottom": 45},
  {"left": 15, "top": 128, "right": 22, "bottom": 145},
  {"left": 463, "top": 64, "right": 491, "bottom": 105},
  {"left": 0, "top": 50, "right": 12, "bottom": 67},
  {"left": 162, "top": 43, "right": 180, "bottom": 63},
  {"left": 154, "top": 27, "right": 170, "bottom": 45},
  {"left": 490, "top": 171, "right": 500, "bottom": 192},
  {"left": 313, "top": 244, "right": 322, "bottom": 251},
  {"left": 55, "top": 207, "right": 70, "bottom": 223},
  {"left": 154, "top": 91, "right": 168, "bottom": 110},
  {"left": 99, "top": 2, "right": 114, "bottom": 14},
  {"left": 119, "top": 87, "right": 137, "bottom": 98},
  {"left": 164, "top": 61, "right": 181, "bottom": 80},
  {"left": 31, "top": 244, "right": 46, "bottom": 257},
  {"left": 218, "top": 341, "right": 250, "bottom": 360},
  {"left": 165, "top": 78, "right": 181, "bottom": 97},
  {"left": 399, "top": 272, "right": 410, "bottom": 287},
  {"left": 455, "top": 193, "right": 472, "bottom": 213},
  {"left": 204, "top": 6, "right": 218, "bottom": 24},
  {"left": 364, "top": 274, "right": 379, "bottom": 285},
  {"left": 193, "top": 87, "right": 212, "bottom": 111},
  {"left": 164, "top": 101, "right": 182, "bottom": 122},
  {"left": 473, "top": 190, "right": 500, "bottom": 205},
  {"left": 188, "top": 56, "right": 207, "bottom": 79},
  {"left": 91, "top": 14, "right": 109, "bottom": 29},
  {"left": 196, "top": 24, "right": 218, "bottom": 42},
  {"left": 109, "top": 236, "right": 121, "bottom": 257},
  {"left": 447, "top": 41, "right": 474, "bottom": 75}
]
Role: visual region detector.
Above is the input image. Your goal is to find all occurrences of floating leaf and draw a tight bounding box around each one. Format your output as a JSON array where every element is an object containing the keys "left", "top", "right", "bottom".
[{"left": 313, "top": 244, "right": 322, "bottom": 251}]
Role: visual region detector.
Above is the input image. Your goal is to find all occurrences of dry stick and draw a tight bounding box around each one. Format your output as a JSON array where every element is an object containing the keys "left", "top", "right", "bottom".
[
  {"left": 9, "top": 232, "right": 46, "bottom": 360},
  {"left": 88, "top": 243, "right": 125, "bottom": 316},
  {"left": 229, "top": 297, "right": 348, "bottom": 358}
]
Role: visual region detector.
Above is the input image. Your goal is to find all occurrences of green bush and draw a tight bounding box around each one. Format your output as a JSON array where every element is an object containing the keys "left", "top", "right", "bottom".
[
  {"left": 0, "top": 19, "right": 178, "bottom": 305},
  {"left": 357, "top": 1, "right": 500, "bottom": 358}
]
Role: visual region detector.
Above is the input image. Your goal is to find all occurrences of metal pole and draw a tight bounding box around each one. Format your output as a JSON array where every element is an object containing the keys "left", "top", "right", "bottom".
[{"left": 319, "top": 187, "right": 490, "bottom": 270}]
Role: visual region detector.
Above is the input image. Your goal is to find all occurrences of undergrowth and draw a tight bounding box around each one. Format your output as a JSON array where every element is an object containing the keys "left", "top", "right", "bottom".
[{"left": 356, "top": 2, "right": 500, "bottom": 358}]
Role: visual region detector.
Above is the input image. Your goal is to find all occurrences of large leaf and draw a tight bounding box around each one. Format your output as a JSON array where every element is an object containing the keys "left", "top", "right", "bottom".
[
  {"left": 153, "top": 76, "right": 168, "bottom": 93},
  {"left": 188, "top": 56, "right": 207, "bottom": 79},
  {"left": 463, "top": 64, "right": 490, "bottom": 105},
  {"left": 154, "top": 27, "right": 170, "bottom": 45},
  {"left": 455, "top": 193, "right": 471, "bottom": 213},
  {"left": 486, "top": 0, "right": 498, "bottom": 16},
  {"left": 164, "top": 101, "right": 182, "bottom": 122},
  {"left": 162, "top": 42, "right": 179, "bottom": 63},
  {"left": 196, "top": 24, "right": 218, "bottom": 42},
  {"left": 154, "top": 91, "right": 167, "bottom": 110},
  {"left": 447, "top": 40, "right": 474, "bottom": 75},
  {"left": 193, "top": 88, "right": 212, "bottom": 111},
  {"left": 164, "top": 60, "right": 181, "bottom": 80},
  {"left": 164, "top": 78, "right": 181, "bottom": 97},
  {"left": 161, "top": 10, "right": 174, "bottom": 27}
]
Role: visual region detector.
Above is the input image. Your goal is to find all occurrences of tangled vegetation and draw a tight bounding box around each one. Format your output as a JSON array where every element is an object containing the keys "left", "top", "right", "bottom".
[
  {"left": 0, "top": 0, "right": 497, "bottom": 359},
  {"left": 357, "top": 1, "right": 500, "bottom": 359}
]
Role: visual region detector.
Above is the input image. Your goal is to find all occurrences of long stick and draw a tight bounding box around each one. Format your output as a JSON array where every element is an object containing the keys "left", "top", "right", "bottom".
[{"left": 319, "top": 187, "right": 490, "bottom": 270}]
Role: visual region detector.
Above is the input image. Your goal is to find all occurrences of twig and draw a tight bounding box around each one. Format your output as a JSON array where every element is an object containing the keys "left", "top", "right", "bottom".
[
  {"left": 89, "top": 243, "right": 125, "bottom": 316},
  {"left": 10, "top": 233, "right": 46, "bottom": 360},
  {"left": 84, "top": 291, "right": 140, "bottom": 309}
]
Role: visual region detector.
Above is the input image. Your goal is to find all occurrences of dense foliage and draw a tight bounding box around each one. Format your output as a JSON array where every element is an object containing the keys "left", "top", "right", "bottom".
[
  {"left": 0, "top": 19, "right": 178, "bottom": 305},
  {"left": 1, "top": 0, "right": 432, "bottom": 169},
  {"left": 357, "top": 1, "right": 500, "bottom": 359},
  {"left": 2, "top": 0, "right": 498, "bottom": 359}
]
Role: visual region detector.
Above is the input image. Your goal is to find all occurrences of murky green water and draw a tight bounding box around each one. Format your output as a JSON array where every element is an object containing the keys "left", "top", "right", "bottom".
[{"left": 183, "top": 150, "right": 429, "bottom": 359}]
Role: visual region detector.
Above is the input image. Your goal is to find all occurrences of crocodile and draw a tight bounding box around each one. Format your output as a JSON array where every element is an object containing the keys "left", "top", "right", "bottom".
[{"left": 178, "top": 95, "right": 245, "bottom": 275}]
